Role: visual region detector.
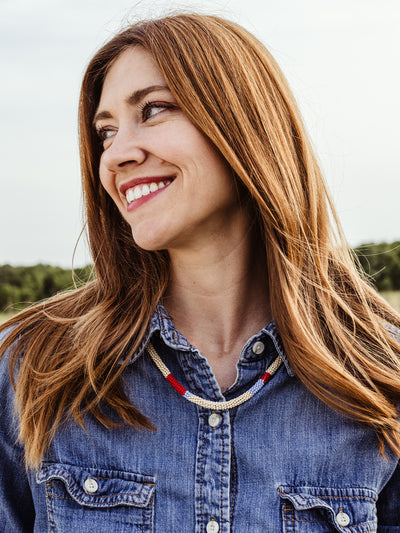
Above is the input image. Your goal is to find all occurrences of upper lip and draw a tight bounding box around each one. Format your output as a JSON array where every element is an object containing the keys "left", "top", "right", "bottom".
[{"left": 119, "top": 176, "right": 175, "bottom": 196}]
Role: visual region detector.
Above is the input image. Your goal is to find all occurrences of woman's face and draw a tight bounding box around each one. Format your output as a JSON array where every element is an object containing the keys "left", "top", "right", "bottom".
[{"left": 95, "top": 46, "right": 245, "bottom": 253}]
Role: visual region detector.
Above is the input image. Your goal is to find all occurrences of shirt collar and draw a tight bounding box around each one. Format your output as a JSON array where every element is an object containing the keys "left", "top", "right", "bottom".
[{"left": 130, "top": 303, "right": 294, "bottom": 377}]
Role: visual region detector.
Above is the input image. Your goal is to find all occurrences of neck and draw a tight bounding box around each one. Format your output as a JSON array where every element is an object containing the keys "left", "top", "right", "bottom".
[{"left": 163, "top": 226, "right": 271, "bottom": 382}]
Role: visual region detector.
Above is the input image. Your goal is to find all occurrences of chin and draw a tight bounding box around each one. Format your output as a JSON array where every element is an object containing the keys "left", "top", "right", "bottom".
[{"left": 131, "top": 227, "right": 171, "bottom": 252}]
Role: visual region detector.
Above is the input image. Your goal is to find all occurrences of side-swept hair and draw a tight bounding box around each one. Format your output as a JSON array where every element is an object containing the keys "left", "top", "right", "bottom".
[{"left": 1, "top": 14, "right": 400, "bottom": 468}]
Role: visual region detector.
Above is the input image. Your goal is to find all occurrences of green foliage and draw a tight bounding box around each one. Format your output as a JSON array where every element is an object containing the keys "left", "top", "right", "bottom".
[
  {"left": 0, "top": 264, "right": 93, "bottom": 313},
  {"left": 353, "top": 241, "right": 400, "bottom": 291},
  {"left": 1, "top": 241, "right": 400, "bottom": 312}
]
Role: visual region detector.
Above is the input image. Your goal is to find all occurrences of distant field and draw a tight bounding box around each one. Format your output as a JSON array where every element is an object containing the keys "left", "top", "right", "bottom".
[
  {"left": 0, "top": 312, "right": 15, "bottom": 325},
  {"left": 381, "top": 291, "right": 400, "bottom": 312},
  {"left": 1, "top": 291, "right": 400, "bottom": 324},
  {"left": 0, "top": 312, "right": 14, "bottom": 322}
]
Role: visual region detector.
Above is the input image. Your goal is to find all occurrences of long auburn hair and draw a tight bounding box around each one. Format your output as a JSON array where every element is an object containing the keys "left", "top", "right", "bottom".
[{"left": 1, "top": 14, "right": 400, "bottom": 468}]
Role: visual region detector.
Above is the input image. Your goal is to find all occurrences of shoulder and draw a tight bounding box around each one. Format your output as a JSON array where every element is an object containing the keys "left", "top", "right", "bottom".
[
  {"left": 0, "top": 325, "right": 18, "bottom": 395},
  {"left": 0, "top": 326, "right": 20, "bottom": 456},
  {"left": 385, "top": 322, "right": 400, "bottom": 340}
]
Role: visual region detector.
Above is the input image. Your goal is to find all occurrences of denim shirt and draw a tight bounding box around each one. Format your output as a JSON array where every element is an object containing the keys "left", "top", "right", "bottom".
[{"left": 0, "top": 306, "right": 399, "bottom": 532}]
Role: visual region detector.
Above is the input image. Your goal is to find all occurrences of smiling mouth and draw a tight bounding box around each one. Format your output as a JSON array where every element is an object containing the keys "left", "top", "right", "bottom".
[{"left": 125, "top": 179, "right": 173, "bottom": 204}]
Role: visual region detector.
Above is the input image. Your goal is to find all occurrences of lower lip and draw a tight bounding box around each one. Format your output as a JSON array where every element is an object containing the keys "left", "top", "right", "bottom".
[{"left": 126, "top": 182, "right": 171, "bottom": 212}]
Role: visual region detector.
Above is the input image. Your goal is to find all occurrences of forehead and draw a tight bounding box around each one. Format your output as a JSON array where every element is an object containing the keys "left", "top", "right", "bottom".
[{"left": 99, "top": 47, "right": 167, "bottom": 107}]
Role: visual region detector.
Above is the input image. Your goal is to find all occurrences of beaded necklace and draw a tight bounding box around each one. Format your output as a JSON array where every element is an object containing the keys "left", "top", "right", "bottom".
[{"left": 146, "top": 342, "right": 283, "bottom": 410}]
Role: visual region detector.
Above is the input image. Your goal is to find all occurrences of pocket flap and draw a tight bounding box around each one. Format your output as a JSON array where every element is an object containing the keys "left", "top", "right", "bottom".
[
  {"left": 279, "top": 488, "right": 332, "bottom": 512},
  {"left": 278, "top": 485, "right": 377, "bottom": 532},
  {"left": 36, "top": 462, "right": 155, "bottom": 508}
]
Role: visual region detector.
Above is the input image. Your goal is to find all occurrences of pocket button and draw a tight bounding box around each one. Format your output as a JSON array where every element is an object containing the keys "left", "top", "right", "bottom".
[
  {"left": 336, "top": 510, "right": 350, "bottom": 527},
  {"left": 84, "top": 477, "right": 99, "bottom": 494}
]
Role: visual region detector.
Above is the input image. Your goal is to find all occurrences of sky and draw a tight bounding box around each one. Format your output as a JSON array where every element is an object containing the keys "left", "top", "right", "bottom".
[{"left": 1, "top": 0, "right": 399, "bottom": 267}]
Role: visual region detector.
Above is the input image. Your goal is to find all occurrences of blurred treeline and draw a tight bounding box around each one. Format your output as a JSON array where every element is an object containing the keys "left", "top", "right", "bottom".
[
  {"left": 354, "top": 241, "right": 400, "bottom": 291},
  {"left": 1, "top": 241, "right": 400, "bottom": 313},
  {"left": 0, "top": 264, "right": 92, "bottom": 313}
]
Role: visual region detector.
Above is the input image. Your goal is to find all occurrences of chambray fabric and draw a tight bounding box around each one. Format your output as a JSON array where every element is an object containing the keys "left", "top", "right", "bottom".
[{"left": 0, "top": 306, "right": 399, "bottom": 532}]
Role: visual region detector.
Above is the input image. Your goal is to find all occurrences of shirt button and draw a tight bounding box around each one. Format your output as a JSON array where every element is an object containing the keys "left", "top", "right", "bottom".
[
  {"left": 252, "top": 341, "right": 265, "bottom": 354},
  {"left": 84, "top": 477, "right": 99, "bottom": 494},
  {"left": 206, "top": 520, "right": 219, "bottom": 533},
  {"left": 336, "top": 510, "right": 350, "bottom": 527},
  {"left": 208, "top": 413, "right": 221, "bottom": 428}
]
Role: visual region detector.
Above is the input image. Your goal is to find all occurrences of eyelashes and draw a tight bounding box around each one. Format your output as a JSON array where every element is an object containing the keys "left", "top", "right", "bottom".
[
  {"left": 138, "top": 100, "right": 177, "bottom": 121},
  {"left": 95, "top": 100, "right": 177, "bottom": 144},
  {"left": 96, "top": 126, "right": 115, "bottom": 142}
]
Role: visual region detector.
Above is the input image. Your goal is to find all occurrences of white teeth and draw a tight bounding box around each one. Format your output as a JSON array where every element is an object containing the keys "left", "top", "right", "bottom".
[
  {"left": 126, "top": 189, "right": 135, "bottom": 203},
  {"left": 125, "top": 180, "right": 172, "bottom": 204}
]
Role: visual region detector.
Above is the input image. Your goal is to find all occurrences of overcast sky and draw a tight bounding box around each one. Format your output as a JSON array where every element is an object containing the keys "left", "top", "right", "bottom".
[{"left": 1, "top": 0, "right": 399, "bottom": 267}]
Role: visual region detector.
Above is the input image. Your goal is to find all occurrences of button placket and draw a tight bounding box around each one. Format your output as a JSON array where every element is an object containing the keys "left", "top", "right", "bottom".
[
  {"left": 206, "top": 519, "right": 220, "bottom": 533},
  {"left": 194, "top": 409, "right": 231, "bottom": 533},
  {"left": 208, "top": 412, "right": 221, "bottom": 428}
]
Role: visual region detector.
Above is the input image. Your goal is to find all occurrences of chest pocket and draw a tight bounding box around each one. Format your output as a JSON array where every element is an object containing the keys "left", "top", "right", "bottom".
[
  {"left": 278, "top": 485, "right": 377, "bottom": 533},
  {"left": 36, "top": 462, "right": 155, "bottom": 533}
]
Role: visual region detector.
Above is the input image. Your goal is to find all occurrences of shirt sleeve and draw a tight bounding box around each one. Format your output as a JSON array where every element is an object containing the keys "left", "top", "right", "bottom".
[
  {"left": 377, "top": 456, "right": 400, "bottom": 530},
  {"left": 377, "top": 323, "right": 400, "bottom": 530},
  {"left": 0, "top": 333, "right": 35, "bottom": 532}
]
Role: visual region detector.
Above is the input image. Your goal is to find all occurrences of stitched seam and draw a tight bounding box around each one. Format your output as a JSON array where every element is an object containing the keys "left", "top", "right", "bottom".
[
  {"left": 50, "top": 492, "right": 155, "bottom": 510},
  {"left": 220, "top": 419, "right": 225, "bottom": 524},
  {"left": 197, "top": 353, "right": 220, "bottom": 396},
  {"left": 229, "top": 410, "right": 237, "bottom": 525},
  {"left": 47, "top": 491, "right": 152, "bottom": 506},
  {"left": 199, "top": 415, "right": 206, "bottom": 532},
  {"left": 283, "top": 501, "right": 295, "bottom": 533},
  {"left": 46, "top": 481, "right": 56, "bottom": 533},
  {"left": 290, "top": 518, "right": 333, "bottom": 524},
  {"left": 287, "top": 518, "right": 376, "bottom": 527},
  {"left": 149, "top": 493, "right": 154, "bottom": 533},
  {"left": 50, "top": 494, "right": 75, "bottom": 502},
  {"left": 348, "top": 521, "right": 376, "bottom": 532},
  {"left": 182, "top": 353, "right": 203, "bottom": 396},
  {"left": 283, "top": 512, "right": 376, "bottom": 529},
  {"left": 279, "top": 489, "right": 376, "bottom": 504},
  {"left": 40, "top": 469, "right": 153, "bottom": 506},
  {"left": 40, "top": 466, "right": 154, "bottom": 486}
]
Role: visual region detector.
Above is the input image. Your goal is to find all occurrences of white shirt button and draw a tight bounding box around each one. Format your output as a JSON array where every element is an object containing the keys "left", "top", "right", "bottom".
[
  {"left": 206, "top": 520, "right": 219, "bottom": 533},
  {"left": 252, "top": 341, "right": 265, "bottom": 354},
  {"left": 336, "top": 511, "right": 350, "bottom": 527},
  {"left": 84, "top": 477, "right": 99, "bottom": 494},
  {"left": 208, "top": 413, "right": 221, "bottom": 428}
]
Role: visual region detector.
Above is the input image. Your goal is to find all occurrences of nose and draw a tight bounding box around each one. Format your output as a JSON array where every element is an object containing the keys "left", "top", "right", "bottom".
[{"left": 100, "top": 129, "right": 147, "bottom": 172}]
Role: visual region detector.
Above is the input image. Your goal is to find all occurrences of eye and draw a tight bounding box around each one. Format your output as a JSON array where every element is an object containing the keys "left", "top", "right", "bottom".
[
  {"left": 96, "top": 126, "right": 116, "bottom": 142},
  {"left": 140, "top": 101, "right": 176, "bottom": 122}
]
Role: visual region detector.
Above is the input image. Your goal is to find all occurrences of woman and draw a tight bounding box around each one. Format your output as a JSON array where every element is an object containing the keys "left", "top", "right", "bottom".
[{"left": 1, "top": 13, "right": 400, "bottom": 532}]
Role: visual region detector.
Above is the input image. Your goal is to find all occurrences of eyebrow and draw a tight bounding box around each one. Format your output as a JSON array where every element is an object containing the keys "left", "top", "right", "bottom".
[{"left": 93, "top": 84, "right": 170, "bottom": 126}]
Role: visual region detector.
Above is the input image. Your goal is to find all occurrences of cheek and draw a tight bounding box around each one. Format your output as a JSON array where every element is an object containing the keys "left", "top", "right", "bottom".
[
  {"left": 99, "top": 160, "right": 116, "bottom": 198},
  {"left": 183, "top": 127, "right": 228, "bottom": 172}
]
